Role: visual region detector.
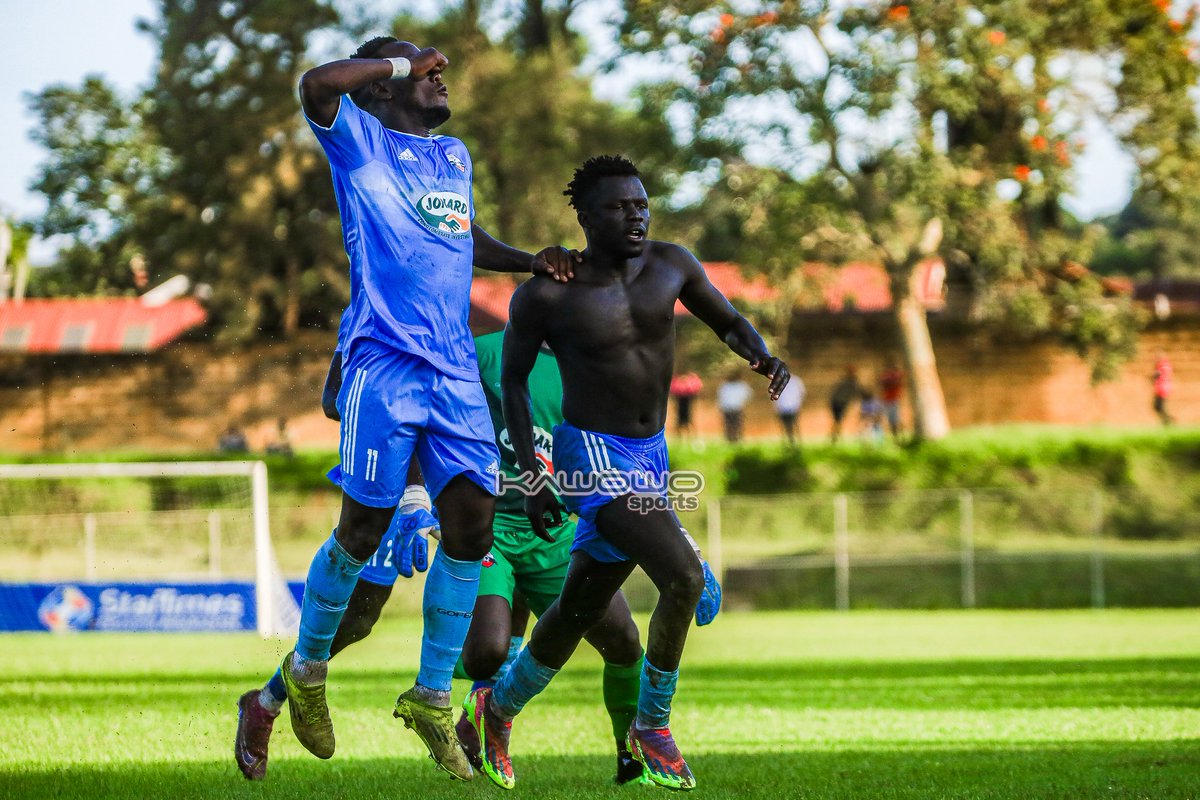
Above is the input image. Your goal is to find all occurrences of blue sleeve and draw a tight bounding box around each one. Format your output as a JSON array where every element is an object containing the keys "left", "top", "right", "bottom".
[{"left": 304, "top": 95, "right": 381, "bottom": 170}]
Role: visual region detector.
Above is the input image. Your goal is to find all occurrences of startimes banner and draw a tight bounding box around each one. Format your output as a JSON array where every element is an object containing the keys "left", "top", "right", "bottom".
[{"left": 0, "top": 581, "right": 303, "bottom": 633}]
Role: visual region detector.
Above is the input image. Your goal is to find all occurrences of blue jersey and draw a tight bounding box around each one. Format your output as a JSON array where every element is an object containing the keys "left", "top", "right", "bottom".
[{"left": 307, "top": 96, "right": 478, "bottom": 380}]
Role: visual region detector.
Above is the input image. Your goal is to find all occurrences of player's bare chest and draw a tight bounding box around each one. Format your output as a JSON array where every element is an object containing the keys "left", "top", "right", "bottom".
[{"left": 553, "top": 278, "right": 677, "bottom": 342}]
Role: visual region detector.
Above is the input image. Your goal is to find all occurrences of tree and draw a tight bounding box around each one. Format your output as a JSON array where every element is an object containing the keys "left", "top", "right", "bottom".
[
  {"left": 619, "top": 0, "right": 1198, "bottom": 439},
  {"left": 25, "top": 0, "right": 676, "bottom": 338},
  {"left": 139, "top": 0, "right": 344, "bottom": 337},
  {"left": 27, "top": 77, "right": 171, "bottom": 296},
  {"left": 384, "top": 4, "right": 678, "bottom": 253}
]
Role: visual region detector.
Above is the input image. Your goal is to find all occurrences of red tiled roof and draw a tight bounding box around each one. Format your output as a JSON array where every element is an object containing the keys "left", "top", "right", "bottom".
[
  {"left": 673, "top": 262, "right": 775, "bottom": 314},
  {"left": 0, "top": 298, "right": 207, "bottom": 354},
  {"left": 469, "top": 276, "right": 519, "bottom": 334},
  {"left": 467, "top": 260, "right": 944, "bottom": 331}
]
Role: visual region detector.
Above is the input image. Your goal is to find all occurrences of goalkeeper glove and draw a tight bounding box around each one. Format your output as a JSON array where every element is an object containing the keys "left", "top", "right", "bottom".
[
  {"left": 390, "top": 485, "right": 439, "bottom": 578},
  {"left": 679, "top": 527, "right": 722, "bottom": 626},
  {"left": 695, "top": 559, "right": 722, "bottom": 626}
]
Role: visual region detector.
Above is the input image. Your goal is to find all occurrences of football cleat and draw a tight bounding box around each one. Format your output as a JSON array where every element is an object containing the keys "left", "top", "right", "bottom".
[
  {"left": 455, "top": 709, "right": 484, "bottom": 772},
  {"left": 279, "top": 651, "right": 335, "bottom": 759},
  {"left": 615, "top": 748, "right": 653, "bottom": 786},
  {"left": 463, "top": 687, "right": 515, "bottom": 790},
  {"left": 394, "top": 687, "right": 475, "bottom": 781},
  {"left": 627, "top": 724, "right": 696, "bottom": 791},
  {"left": 234, "top": 690, "right": 277, "bottom": 780}
]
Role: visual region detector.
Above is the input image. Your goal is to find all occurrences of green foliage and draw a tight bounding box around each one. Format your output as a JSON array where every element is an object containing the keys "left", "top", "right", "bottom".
[
  {"left": 22, "top": 1, "right": 677, "bottom": 338},
  {"left": 399, "top": 6, "right": 678, "bottom": 253},
  {"left": 138, "top": 0, "right": 345, "bottom": 337},
  {"left": 725, "top": 448, "right": 815, "bottom": 494},
  {"left": 671, "top": 427, "right": 1200, "bottom": 541},
  {"left": 26, "top": 78, "right": 172, "bottom": 296},
  {"left": 617, "top": 0, "right": 1197, "bottom": 383}
]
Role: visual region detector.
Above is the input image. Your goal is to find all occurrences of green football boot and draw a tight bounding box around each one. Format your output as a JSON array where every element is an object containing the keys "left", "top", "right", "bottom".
[
  {"left": 279, "top": 651, "right": 335, "bottom": 759},
  {"left": 394, "top": 686, "right": 475, "bottom": 781}
]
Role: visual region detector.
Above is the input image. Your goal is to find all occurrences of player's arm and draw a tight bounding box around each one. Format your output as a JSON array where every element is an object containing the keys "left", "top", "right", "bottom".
[
  {"left": 501, "top": 282, "right": 562, "bottom": 541},
  {"left": 675, "top": 245, "right": 791, "bottom": 400},
  {"left": 321, "top": 352, "right": 342, "bottom": 421},
  {"left": 472, "top": 223, "right": 578, "bottom": 282},
  {"left": 299, "top": 48, "right": 448, "bottom": 127}
]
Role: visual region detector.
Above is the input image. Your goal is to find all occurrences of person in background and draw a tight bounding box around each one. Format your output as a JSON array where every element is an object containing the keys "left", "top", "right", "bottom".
[
  {"left": 878, "top": 360, "right": 904, "bottom": 441},
  {"left": 218, "top": 424, "right": 249, "bottom": 453},
  {"left": 717, "top": 370, "right": 753, "bottom": 443},
  {"left": 266, "top": 417, "right": 294, "bottom": 457},
  {"left": 669, "top": 372, "right": 703, "bottom": 439},
  {"left": 829, "top": 366, "right": 862, "bottom": 444},
  {"left": 1152, "top": 349, "right": 1174, "bottom": 426},
  {"left": 774, "top": 374, "right": 805, "bottom": 445},
  {"left": 859, "top": 391, "right": 885, "bottom": 444}
]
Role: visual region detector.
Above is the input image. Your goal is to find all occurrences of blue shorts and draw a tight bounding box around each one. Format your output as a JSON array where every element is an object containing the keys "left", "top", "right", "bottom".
[
  {"left": 553, "top": 422, "right": 670, "bottom": 563},
  {"left": 334, "top": 337, "right": 500, "bottom": 508}
]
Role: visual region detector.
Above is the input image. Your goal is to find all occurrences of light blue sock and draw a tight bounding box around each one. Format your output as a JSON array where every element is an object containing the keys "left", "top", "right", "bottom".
[
  {"left": 490, "top": 647, "right": 559, "bottom": 721},
  {"left": 295, "top": 533, "right": 366, "bottom": 662},
  {"left": 416, "top": 548, "right": 482, "bottom": 693},
  {"left": 635, "top": 658, "right": 679, "bottom": 729}
]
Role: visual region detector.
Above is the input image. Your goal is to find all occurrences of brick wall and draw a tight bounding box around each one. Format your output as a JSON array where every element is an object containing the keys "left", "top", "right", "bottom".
[{"left": 0, "top": 317, "right": 1195, "bottom": 454}]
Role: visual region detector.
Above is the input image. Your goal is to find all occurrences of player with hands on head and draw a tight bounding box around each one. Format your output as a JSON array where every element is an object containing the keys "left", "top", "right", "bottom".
[{"left": 234, "top": 32, "right": 579, "bottom": 784}]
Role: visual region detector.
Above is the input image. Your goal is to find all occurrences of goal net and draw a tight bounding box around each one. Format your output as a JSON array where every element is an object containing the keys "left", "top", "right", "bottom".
[{"left": 0, "top": 461, "right": 299, "bottom": 637}]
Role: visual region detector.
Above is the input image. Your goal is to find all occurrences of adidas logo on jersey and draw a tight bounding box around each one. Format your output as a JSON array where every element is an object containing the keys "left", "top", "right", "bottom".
[{"left": 398, "top": 148, "right": 418, "bottom": 162}]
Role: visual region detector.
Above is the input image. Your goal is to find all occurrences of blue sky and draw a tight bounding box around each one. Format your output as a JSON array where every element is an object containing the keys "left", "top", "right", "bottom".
[{"left": 0, "top": 1, "right": 1137, "bottom": 264}]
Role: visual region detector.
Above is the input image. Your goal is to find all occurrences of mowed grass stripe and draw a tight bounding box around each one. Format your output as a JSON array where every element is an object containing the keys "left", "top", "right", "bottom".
[{"left": 1, "top": 611, "right": 1197, "bottom": 799}]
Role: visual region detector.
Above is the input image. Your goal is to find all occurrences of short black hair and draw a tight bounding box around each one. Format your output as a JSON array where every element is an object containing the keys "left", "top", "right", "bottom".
[
  {"left": 348, "top": 37, "right": 399, "bottom": 109},
  {"left": 563, "top": 155, "right": 640, "bottom": 210},
  {"left": 350, "top": 36, "right": 398, "bottom": 60}
]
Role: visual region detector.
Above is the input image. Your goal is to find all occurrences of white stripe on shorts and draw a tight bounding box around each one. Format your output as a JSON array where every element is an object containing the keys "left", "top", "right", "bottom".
[
  {"left": 343, "top": 368, "right": 367, "bottom": 476},
  {"left": 582, "top": 431, "right": 602, "bottom": 474}
]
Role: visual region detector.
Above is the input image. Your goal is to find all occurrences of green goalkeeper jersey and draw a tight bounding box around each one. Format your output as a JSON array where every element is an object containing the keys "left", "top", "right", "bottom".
[{"left": 474, "top": 331, "right": 564, "bottom": 529}]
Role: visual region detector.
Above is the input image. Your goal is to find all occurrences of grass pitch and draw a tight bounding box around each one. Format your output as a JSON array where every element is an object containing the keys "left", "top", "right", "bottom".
[{"left": 2, "top": 610, "right": 1197, "bottom": 799}]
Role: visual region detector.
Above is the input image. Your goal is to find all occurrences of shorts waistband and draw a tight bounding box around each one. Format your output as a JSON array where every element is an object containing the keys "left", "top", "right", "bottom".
[{"left": 559, "top": 421, "right": 666, "bottom": 453}]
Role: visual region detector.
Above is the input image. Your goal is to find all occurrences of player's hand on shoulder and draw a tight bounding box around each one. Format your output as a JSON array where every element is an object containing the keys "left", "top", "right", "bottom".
[
  {"left": 524, "top": 487, "right": 563, "bottom": 543},
  {"left": 409, "top": 47, "right": 449, "bottom": 78},
  {"left": 531, "top": 246, "right": 581, "bottom": 283},
  {"left": 750, "top": 356, "right": 791, "bottom": 401}
]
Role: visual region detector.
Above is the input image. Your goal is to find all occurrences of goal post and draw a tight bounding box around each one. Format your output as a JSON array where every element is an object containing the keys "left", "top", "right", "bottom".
[{"left": 0, "top": 460, "right": 300, "bottom": 637}]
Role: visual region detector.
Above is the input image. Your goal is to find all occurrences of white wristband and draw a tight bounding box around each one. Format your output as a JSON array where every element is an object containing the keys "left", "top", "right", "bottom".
[
  {"left": 401, "top": 484, "right": 431, "bottom": 511},
  {"left": 387, "top": 57, "right": 412, "bottom": 79}
]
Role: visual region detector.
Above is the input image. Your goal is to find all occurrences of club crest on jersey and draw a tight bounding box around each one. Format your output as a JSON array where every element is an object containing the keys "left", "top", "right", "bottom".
[
  {"left": 416, "top": 191, "right": 471, "bottom": 239},
  {"left": 446, "top": 153, "right": 467, "bottom": 172}
]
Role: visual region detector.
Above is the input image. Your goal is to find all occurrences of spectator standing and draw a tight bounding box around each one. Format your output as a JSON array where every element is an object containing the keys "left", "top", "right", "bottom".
[
  {"left": 878, "top": 360, "right": 905, "bottom": 441},
  {"left": 1152, "top": 350, "right": 1174, "bottom": 426},
  {"left": 774, "top": 375, "right": 805, "bottom": 445},
  {"left": 669, "top": 372, "right": 704, "bottom": 438},
  {"left": 829, "top": 366, "right": 863, "bottom": 443},
  {"left": 717, "top": 371, "right": 753, "bottom": 443}
]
